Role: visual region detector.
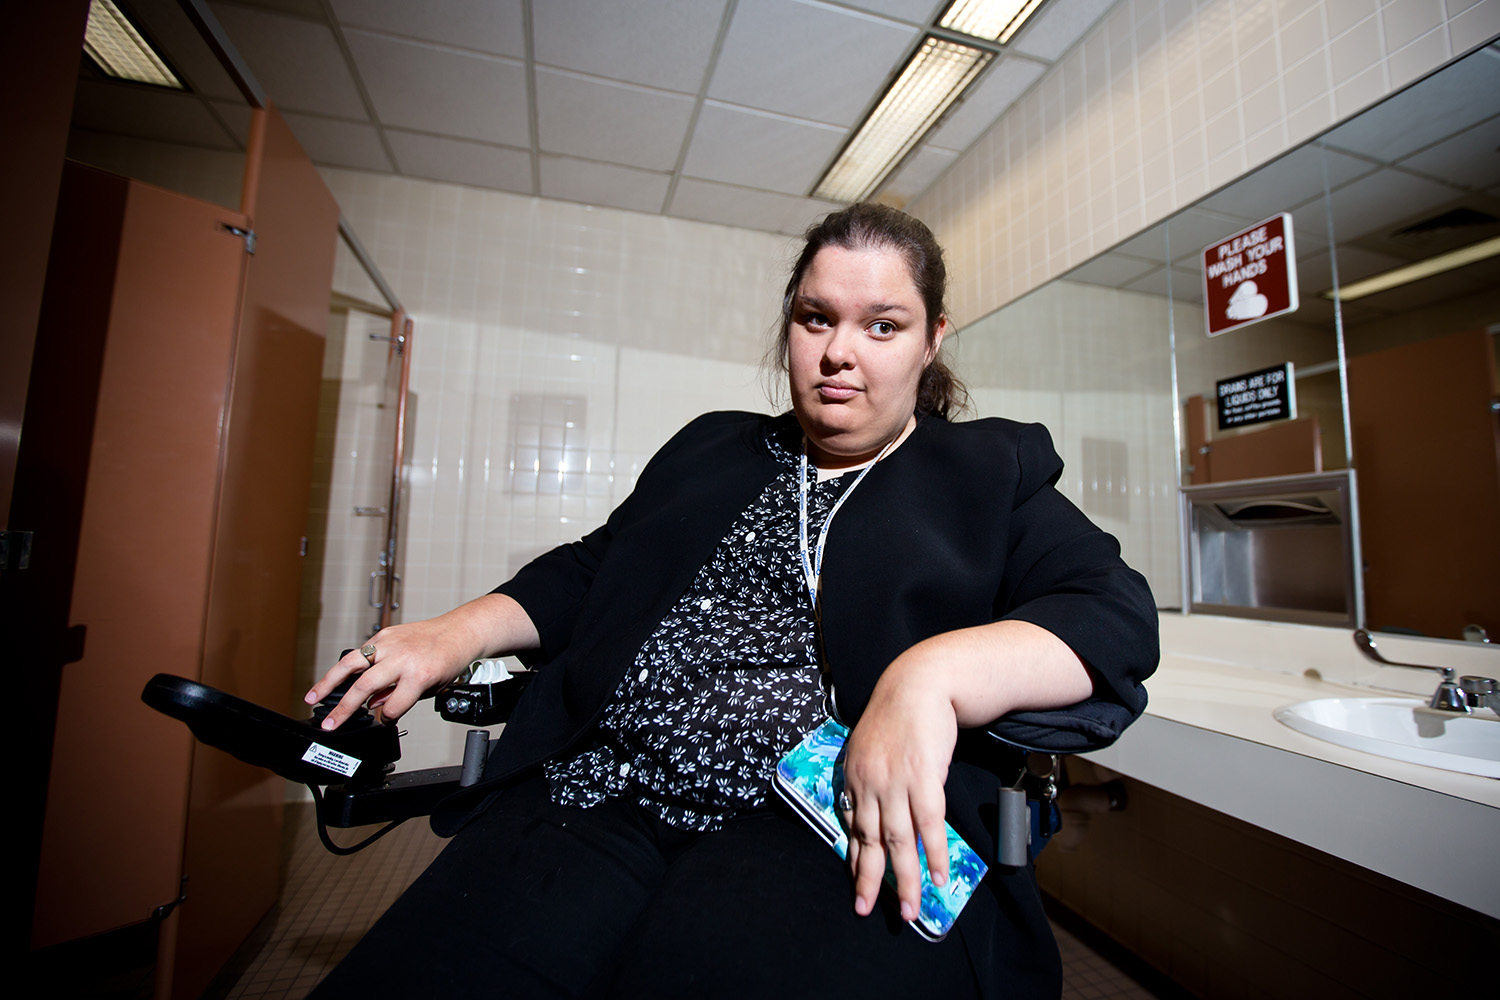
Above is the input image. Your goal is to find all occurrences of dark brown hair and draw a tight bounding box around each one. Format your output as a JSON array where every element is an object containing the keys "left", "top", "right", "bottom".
[{"left": 769, "top": 202, "right": 968, "bottom": 418}]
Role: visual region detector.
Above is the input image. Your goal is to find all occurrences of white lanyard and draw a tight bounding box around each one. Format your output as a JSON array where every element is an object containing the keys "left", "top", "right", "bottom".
[{"left": 797, "top": 433, "right": 899, "bottom": 618}]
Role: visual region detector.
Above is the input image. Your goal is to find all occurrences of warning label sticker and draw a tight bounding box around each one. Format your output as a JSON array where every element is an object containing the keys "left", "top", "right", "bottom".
[{"left": 302, "top": 742, "right": 361, "bottom": 778}]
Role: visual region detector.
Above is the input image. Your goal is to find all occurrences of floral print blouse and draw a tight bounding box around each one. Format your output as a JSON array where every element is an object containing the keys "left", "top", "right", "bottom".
[{"left": 546, "top": 418, "right": 855, "bottom": 831}]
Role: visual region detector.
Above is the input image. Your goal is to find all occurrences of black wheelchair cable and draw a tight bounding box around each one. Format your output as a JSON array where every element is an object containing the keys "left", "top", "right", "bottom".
[{"left": 306, "top": 783, "right": 408, "bottom": 856}]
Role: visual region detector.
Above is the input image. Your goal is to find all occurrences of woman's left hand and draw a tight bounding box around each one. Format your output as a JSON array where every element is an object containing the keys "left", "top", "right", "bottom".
[
  {"left": 838, "top": 652, "right": 958, "bottom": 924},
  {"left": 835, "top": 620, "right": 1093, "bottom": 923}
]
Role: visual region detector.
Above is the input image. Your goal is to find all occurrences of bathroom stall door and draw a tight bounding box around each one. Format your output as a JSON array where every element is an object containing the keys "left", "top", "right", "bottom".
[
  {"left": 29, "top": 105, "right": 338, "bottom": 999},
  {"left": 1347, "top": 328, "right": 1500, "bottom": 639},
  {"left": 171, "top": 105, "right": 339, "bottom": 1000},
  {"left": 28, "top": 107, "right": 338, "bottom": 997},
  {"left": 28, "top": 164, "right": 251, "bottom": 953}
]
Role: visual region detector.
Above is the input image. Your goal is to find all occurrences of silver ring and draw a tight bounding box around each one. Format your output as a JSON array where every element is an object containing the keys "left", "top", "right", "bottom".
[
  {"left": 836, "top": 791, "right": 852, "bottom": 812},
  {"left": 360, "top": 643, "right": 376, "bottom": 665}
]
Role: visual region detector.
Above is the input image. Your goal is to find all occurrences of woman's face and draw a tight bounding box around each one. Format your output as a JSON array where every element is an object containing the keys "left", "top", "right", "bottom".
[{"left": 788, "top": 245, "right": 945, "bottom": 469}]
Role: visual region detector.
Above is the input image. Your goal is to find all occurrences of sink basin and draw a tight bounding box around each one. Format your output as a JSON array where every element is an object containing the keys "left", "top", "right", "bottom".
[{"left": 1274, "top": 697, "right": 1500, "bottom": 778}]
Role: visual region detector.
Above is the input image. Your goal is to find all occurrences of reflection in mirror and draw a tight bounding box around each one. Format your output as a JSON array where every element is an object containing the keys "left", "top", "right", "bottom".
[
  {"left": 952, "top": 42, "right": 1499, "bottom": 641},
  {"left": 947, "top": 238, "right": 1183, "bottom": 609},
  {"left": 1325, "top": 45, "right": 1500, "bottom": 642},
  {"left": 65, "top": 0, "right": 253, "bottom": 210}
]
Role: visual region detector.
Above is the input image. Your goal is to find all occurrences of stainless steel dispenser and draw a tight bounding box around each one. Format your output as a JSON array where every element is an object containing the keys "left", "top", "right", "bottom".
[{"left": 1183, "top": 471, "right": 1356, "bottom": 626}]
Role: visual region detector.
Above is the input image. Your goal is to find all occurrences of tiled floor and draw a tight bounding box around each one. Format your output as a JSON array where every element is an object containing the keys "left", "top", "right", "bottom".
[
  {"left": 225, "top": 804, "right": 446, "bottom": 998},
  {"left": 227, "top": 802, "right": 1168, "bottom": 999}
]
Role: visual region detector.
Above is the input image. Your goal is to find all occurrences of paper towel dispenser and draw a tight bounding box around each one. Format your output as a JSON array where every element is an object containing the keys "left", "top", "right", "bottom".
[{"left": 1183, "top": 471, "right": 1356, "bottom": 626}]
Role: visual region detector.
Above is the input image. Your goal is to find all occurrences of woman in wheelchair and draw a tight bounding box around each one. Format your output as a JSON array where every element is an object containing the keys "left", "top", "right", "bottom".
[{"left": 306, "top": 203, "right": 1157, "bottom": 999}]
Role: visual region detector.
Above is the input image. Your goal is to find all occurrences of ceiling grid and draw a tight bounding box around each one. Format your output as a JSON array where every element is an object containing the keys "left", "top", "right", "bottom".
[{"left": 77, "top": 0, "right": 1138, "bottom": 234}]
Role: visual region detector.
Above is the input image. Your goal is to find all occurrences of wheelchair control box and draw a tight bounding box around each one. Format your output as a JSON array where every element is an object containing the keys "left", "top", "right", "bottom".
[{"left": 142, "top": 673, "right": 402, "bottom": 788}]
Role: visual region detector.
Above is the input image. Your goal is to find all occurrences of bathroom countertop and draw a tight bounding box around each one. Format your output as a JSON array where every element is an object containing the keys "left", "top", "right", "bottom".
[
  {"left": 1083, "top": 616, "right": 1500, "bottom": 919},
  {"left": 1133, "top": 654, "right": 1500, "bottom": 808}
]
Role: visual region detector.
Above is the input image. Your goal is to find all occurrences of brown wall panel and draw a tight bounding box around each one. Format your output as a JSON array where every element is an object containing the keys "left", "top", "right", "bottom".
[
  {"left": 1, "top": 0, "right": 88, "bottom": 516},
  {"left": 1039, "top": 765, "right": 1497, "bottom": 998}
]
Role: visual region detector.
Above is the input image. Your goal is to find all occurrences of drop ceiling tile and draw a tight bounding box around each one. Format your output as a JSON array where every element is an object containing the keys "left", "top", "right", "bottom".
[
  {"left": 925, "top": 57, "right": 1046, "bottom": 152},
  {"left": 1325, "top": 169, "right": 1468, "bottom": 243},
  {"left": 669, "top": 176, "right": 839, "bottom": 235},
  {"left": 385, "top": 130, "right": 532, "bottom": 194},
  {"left": 840, "top": 0, "right": 941, "bottom": 23},
  {"left": 1399, "top": 116, "right": 1500, "bottom": 192},
  {"left": 533, "top": 0, "right": 727, "bottom": 94},
  {"left": 222, "top": 0, "right": 325, "bottom": 18},
  {"left": 1065, "top": 253, "right": 1163, "bottom": 288},
  {"left": 1320, "top": 46, "right": 1500, "bottom": 163},
  {"left": 1292, "top": 247, "right": 1335, "bottom": 293},
  {"left": 1196, "top": 145, "right": 1375, "bottom": 221},
  {"left": 708, "top": 0, "right": 918, "bottom": 127},
  {"left": 1167, "top": 207, "right": 1265, "bottom": 261},
  {"left": 878, "top": 145, "right": 959, "bottom": 204},
  {"left": 535, "top": 68, "right": 695, "bottom": 171},
  {"left": 1327, "top": 244, "right": 1409, "bottom": 284},
  {"left": 209, "top": 3, "right": 368, "bottom": 118},
  {"left": 681, "top": 103, "right": 844, "bottom": 195},
  {"left": 1288, "top": 296, "right": 1337, "bottom": 330},
  {"left": 71, "top": 80, "right": 240, "bottom": 150},
  {"left": 330, "top": 0, "right": 524, "bottom": 58},
  {"left": 1007, "top": 0, "right": 1116, "bottom": 62},
  {"left": 345, "top": 30, "right": 528, "bottom": 146},
  {"left": 1124, "top": 264, "right": 1203, "bottom": 302},
  {"left": 281, "top": 112, "right": 394, "bottom": 171},
  {"left": 1113, "top": 224, "right": 1167, "bottom": 262},
  {"left": 540, "top": 155, "right": 672, "bottom": 214},
  {"left": 210, "top": 100, "right": 254, "bottom": 146}
]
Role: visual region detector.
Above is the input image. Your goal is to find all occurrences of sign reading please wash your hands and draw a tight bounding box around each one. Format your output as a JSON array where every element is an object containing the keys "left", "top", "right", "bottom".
[{"left": 1202, "top": 213, "right": 1298, "bottom": 337}]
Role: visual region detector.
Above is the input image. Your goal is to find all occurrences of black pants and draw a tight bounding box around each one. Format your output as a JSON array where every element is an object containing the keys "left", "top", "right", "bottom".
[{"left": 311, "top": 776, "right": 986, "bottom": 998}]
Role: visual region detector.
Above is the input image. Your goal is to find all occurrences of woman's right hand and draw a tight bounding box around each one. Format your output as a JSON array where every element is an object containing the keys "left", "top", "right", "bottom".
[
  {"left": 305, "top": 619, "right": 471, "bottom": 731},
  {"left": 305, "top": 593, "right": 542, "bottom": 731}
]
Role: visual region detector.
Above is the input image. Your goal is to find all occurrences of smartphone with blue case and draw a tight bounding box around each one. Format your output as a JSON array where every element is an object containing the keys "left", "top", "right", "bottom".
[{"left": 772, "top": 717, "right": 988, "bottom": 941}]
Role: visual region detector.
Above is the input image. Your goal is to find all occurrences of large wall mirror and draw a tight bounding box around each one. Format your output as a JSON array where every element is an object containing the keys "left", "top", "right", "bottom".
[{"left": 952, "top": 41, "right": 1499, "bottom": 644}]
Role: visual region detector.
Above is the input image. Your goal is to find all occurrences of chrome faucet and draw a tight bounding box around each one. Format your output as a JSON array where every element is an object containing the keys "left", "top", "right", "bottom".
[
  {"left": 1459, "top": 675, "right": 1499, "bottom": 716},
  {"left": 1352, "top": 629, "right": 1468, "bottom": 712}
]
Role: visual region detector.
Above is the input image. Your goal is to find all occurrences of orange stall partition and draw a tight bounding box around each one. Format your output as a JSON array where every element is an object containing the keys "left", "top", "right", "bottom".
[{"left": 28, "top": 104, "right": 339, "bottom": 1000}]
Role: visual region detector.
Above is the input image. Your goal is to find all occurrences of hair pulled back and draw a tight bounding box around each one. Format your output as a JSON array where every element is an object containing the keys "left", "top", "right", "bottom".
[{"left": 770, "top": 202, "right": 968, "bottom": 418}]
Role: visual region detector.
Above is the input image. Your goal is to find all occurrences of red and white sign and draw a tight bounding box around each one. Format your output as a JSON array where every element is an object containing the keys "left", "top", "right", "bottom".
[{"left": 1202, "top": 213, "right": 1298, "bottom": 337}]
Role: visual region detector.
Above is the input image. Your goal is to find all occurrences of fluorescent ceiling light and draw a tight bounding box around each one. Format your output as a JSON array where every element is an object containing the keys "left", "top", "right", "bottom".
[
  {"left": 940, "top": 0, "right": 1048, "bottom": 44},
  {"left": 83, "top": 0, "right": 183, "bottom": 89},
  {"left": 1320, "top": 234, "right": 1500, "bottom": 301},
  {"left": 813, "top": 36, "right": 992, "bottom": 203}
]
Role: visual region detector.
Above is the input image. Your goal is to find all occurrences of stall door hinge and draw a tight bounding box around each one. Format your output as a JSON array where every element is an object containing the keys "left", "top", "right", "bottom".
[
  {"left": 223, "top": 225, "right": 257, "bottom": 254},
  {"left": 153, "top": 876, "right": 189, "bottom": 921}
]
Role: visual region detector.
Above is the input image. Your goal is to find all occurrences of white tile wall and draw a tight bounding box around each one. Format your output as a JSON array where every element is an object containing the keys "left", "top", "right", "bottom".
[{"left": 318, "top": 170, "right": 790, "bottom": 767}]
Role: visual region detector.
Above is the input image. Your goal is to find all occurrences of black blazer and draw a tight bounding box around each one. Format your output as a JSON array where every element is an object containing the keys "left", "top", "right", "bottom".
[
  {"left": 434, "top": 411, "right": 1158, "bottom": 992},
  {"left": 438, "top": 410, "right": 1156, "bottom": 822}
]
